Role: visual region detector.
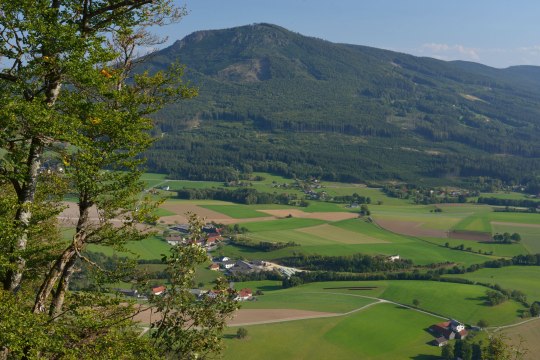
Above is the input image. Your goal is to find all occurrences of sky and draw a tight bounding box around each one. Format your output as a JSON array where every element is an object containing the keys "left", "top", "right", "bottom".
[{"left": 151, "top": 0, "right": 540, "bottom": 69}]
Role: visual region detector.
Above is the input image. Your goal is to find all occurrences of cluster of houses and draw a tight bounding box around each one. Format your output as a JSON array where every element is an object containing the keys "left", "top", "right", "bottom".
[
  {"left": 165, "top": 224, "right": 223, "bottom": 249},
  {"left": 429, "top": 319, "right": 468, "bottom": 347},
  {"left": 140, "top": 284, "right": 254, "bottom": 302},
  {"left": 209, "top": 257, "right": 269, "bottom": 276}
]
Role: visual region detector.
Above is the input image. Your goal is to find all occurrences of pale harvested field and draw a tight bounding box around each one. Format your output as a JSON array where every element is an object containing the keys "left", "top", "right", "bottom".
[
  {"left": 500, "top": 318, "right": 540, "bottom": 360},
  {"left": 132, "top": 307, "right": 335, "bottom": 326},
  {"left": 159, "top": 202, "right": 234, "bottom": 224},
  {"left": 227, "top": 309, "right": 338, "bottom": 326},
  {"left": 258, "top": 209, "right": 358, "bottom": 221},
  {"left": 374, "top": 219, "right": 448, "bottom": 238},
  {"left": 297, "top": 224, "right": 388, "bottom": 244},
  {"left": 491, "top": 221, "right": 540, "bottom": 229}
]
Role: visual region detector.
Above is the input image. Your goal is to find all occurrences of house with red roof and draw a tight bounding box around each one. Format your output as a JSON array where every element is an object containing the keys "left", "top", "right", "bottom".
[
  {"left": 209, "top": 263, "right": 220, "bottom": 271},
  {"left": 151, "top": 285, "right": 166, "bottom": 296},
  {"left": 428, "top": 319, "right": 468, "bottom": 344},
  {"left": 235, "top": 288, "right": 253, "bottom": 301}
]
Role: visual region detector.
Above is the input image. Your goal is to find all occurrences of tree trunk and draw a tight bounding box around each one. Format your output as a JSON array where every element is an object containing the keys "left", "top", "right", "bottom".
[
  {"left": 49, "top": 255, "right": 78, "bottom": 318},
  {"left": 5, "top": 137, "right": 43, "bottom": 291},
  {"left": 33, "top": 203, "right": 89, "bottom": 313}
]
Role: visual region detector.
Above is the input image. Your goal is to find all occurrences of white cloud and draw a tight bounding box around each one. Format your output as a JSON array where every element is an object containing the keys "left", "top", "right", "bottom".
[{"left": 420, "top": 43, "right": 480, "bottom": 61}]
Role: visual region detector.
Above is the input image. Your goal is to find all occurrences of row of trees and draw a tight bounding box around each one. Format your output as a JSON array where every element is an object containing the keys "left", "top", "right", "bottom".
[
  {"left": 177, "top": 187, "right": 303, "bottom": 205},
  {"left": 279, "top": 253, "right": 413, "bottom": 273}
]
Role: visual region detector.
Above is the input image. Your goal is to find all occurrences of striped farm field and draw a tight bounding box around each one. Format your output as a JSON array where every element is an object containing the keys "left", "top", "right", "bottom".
[{"left": 296, "top": 224, "right": 388, "bottom": 244}]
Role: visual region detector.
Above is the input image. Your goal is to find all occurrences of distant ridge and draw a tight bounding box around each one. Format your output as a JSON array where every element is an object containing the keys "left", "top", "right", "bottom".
[{"left": 143, "top": 23, "right": 540, "bottom": 184}]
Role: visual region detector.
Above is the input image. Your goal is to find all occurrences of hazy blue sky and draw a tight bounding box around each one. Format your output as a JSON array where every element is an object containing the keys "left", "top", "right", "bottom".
[{"left": 151, "top": 0, "right": 540, "bottom": 68}]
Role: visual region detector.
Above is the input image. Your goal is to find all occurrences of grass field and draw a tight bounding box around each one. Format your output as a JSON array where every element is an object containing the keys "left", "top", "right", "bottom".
[
  {"left": 87, "top": 236, "right": 170, "bottom": 260},
  {"left": 426, "top": 237, "right": 529, "bottom": 258},
  {"left": 380, "top": 281, "right": 523, "bottom": 326},
  {"left": 232, "top": 280, "right": 523, "bottom": 326},
  {"left": 491, "top": 224, "right": 540, "bottom": 254},
  {"left": 222, "top": 302, "right": 443, "bottom": 360},
  {"left": 453, "top": 211, "right": 540, "bottom": 233},
  {"left": 444, "top": 266, "right": 540, "bottom": 303}
]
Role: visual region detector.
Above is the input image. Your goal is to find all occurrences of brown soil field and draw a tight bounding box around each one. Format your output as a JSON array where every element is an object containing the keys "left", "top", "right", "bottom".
[
  {"left": 374, "top": 219, "right": 448, "bottom": 238},
  {"left": 491, "top": 221, "right": 540, "bottom": 229},
  {"left": 228, "top": 308, "right": 337, "bottom": 326},
  {"left": 500, "top": 318, "right": 540, "bottom": 360},
  {"left": 258, "top": 209, "right": 358, "bottom": 221},
  {"left": 449, "top": 230, "right": 492, "bottom": 241},
  {"left": 132, "top": 307, "right": 336, "bottom": 326}
]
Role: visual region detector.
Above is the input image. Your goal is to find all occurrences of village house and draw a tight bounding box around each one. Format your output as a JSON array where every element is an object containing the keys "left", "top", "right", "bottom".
[
  {"left": 209, "top": 263, "right": 220, "bottom": 271},
  {"left": 235, "top": 288, "right": 253, "bottom": 301},
  {"left": 429, "top": 319, "right": 468, "bottom": 343},
  {"left": 165, "top": 233, "right": 185, "bottom": 245},
  {"left": 151, "top": 285, "right": 166, "bottom": 296}
]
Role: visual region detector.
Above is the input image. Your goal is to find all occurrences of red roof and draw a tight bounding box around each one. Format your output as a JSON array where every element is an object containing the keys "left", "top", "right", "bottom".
[
  {"left": 152, "top": 285, "right": 166, "bottom": 294},
  {"left": 238, "top": 288, "right": 252, "bottom": 298},
  {"left": 209, "top": 263, "right": 219, "bottom": 269}
]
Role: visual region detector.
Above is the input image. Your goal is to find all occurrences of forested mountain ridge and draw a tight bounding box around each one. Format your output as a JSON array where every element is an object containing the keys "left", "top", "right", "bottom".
[{"left": 143, "top": 23, "right": 540, "bottom": 185}]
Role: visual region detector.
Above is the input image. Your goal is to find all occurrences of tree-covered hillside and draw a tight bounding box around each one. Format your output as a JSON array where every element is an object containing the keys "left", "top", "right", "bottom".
[{"left": 143, "top": 23, "right": 540, "bottom": 184}]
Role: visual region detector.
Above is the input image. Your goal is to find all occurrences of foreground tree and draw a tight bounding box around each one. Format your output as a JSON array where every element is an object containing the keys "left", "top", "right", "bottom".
[{"left": 0, "top": 1, "right": 236, "bottom": 358}]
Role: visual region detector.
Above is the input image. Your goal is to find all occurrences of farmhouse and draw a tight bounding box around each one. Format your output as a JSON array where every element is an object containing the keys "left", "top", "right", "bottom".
[
  {"left": 429, "top": 319, "right": 468, "bottom": 342},
  {"left": 209, "top": 263, "right": 220, "bottom": 271},
  {"left": 387, "top": 254, "right": 400, "bottom": 262},
  {"left": 165, "top": 233, "right": 185, "bottom": 245},
  {"left": 433, "top": 337, "right": 448, "bottom": 347},
  {"left": 235, "top": 288, "right": 253, "bottom": 301},
  {"left": 152, "top": 285, "right": 166, "bottom": 296}
]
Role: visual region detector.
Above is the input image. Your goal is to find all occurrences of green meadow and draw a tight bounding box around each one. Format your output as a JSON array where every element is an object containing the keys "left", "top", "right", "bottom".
[
  {"left": 87, "top": 236, "right": 170, "bottom": 260},
  {"left": 445, "top": 266, "right": 540, "bottom": 302},
  {"left": 233, "top": 280, "right": 524, "bottom": 326},
  {"left": 223, "top": 303, "right": 444, "bottom": 360}
]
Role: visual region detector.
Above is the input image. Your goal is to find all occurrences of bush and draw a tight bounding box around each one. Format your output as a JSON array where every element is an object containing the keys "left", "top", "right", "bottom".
[{"left": 236, "top": 327, "right": 248, "bottom": 339}]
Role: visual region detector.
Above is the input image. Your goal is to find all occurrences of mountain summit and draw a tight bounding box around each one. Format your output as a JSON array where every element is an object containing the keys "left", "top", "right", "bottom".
[{"left": 144, "top": 24, "right": 540, "bottom": 184}]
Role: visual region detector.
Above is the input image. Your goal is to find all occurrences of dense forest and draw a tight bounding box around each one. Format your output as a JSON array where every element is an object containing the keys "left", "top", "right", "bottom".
[{"left": 142, "top": 23, "right": 540, "bottom": 185}]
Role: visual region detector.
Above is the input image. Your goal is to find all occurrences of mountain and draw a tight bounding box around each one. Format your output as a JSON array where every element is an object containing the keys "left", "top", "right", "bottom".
[{"left": 143, "top": 23, "right": 540, "bottom": 185}]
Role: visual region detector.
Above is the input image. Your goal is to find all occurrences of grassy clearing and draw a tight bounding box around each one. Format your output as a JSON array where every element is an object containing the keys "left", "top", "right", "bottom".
[
  {"left": 200, "top": 204, "right": 269, "bottom": 219},
  {"left": 223, "top": 302, "right": 441, "bottom": 360},
  {"left": 87, "top": 236, "right": 170, "bottom": 260},
  {"left": 445, "top": 266, "right": 540, "bottom": 302},
  {"left": 453, "top": 211, "right": 540, "bottom": 233},
  {"left": 426, "top": 237, "right": 529, "bottom": 258},
  {"left": 380, "top": 280, "right": 523, "bottom": 326},
  {"left": 491, "top": 224, "right": 540, "bottom": 254}
]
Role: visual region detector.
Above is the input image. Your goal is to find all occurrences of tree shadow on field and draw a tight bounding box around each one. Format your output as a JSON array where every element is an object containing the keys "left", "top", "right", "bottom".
[
  {"left": 222, "top": 334, "right": 237, "bottom": 340},
  {"left": 257, "top": 285, "right": 282, "bottom": 292},
  {"left": 465, "top": 295, "right": 489, "bottom": 306},
  {"left": 411, "top": 355, "right": 440, "bottom": 360},
  {"left": 394, "top": 305, "right": 410, "bottom": 310}
]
